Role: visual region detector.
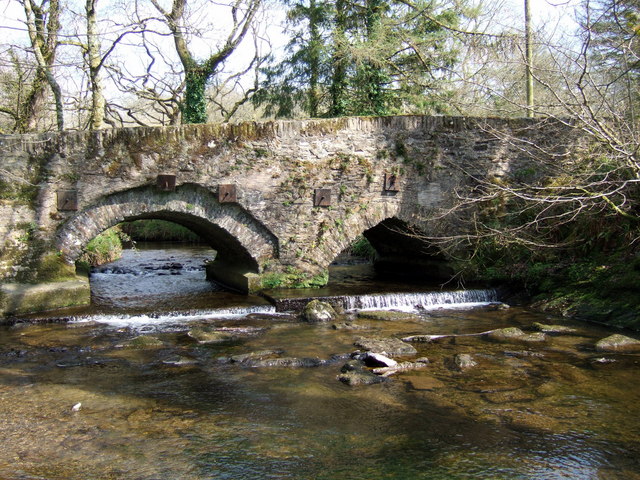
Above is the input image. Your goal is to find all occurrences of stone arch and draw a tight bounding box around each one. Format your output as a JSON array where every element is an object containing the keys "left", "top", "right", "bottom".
[
  {"left": 320, "top": 213, "right": 454, "bottom": 281},
  {"left": 56, "top": 183, "right": 279, "bottom": 292}
]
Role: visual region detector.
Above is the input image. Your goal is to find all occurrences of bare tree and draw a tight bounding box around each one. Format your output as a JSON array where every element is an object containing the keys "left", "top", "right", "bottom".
[
  {"left": 15, "top": 0, "right": 63, "bottom": 132},
  {"left": 148, "top": 0, "right": 262, "bottom": 124}
]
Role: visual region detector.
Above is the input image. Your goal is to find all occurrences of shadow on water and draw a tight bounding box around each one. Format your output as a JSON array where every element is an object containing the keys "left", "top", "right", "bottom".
[{"left": 2, "top": 245, "right": 640, "bottom": 479}]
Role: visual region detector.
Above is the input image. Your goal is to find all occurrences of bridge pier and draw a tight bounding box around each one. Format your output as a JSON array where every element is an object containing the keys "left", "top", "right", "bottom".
[{"left": 205, "top": 260, "right": 263, "bottom": 294}]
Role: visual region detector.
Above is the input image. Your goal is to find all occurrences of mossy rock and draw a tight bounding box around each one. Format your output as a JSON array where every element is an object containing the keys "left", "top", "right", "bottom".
[
  {"left": 531, "top": 322, "right": 577, "bottom": 334},
  {"left": 354, "top": 336, "right": 418, "bottom": 356},
  {"left": 36, "top": 253, "right": 77, "bottom": 282},
  {"left": 301, "top": 299, "right": 337, "bottom": 322},
  {"left": 0, "top": 277, "right": 90, "bottom": 318},
  {"left": 187, "top": 328, "right": 236, "bottom": 344},
  {"left": 595, "top": 334, "right": 640, "bottom": 353},
  {"left": 485, "top": 327, "right": 546, "bottom": 344}
]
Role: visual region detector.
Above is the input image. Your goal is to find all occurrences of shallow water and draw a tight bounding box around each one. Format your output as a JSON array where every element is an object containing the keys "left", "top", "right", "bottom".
[{"left": 1, "top": 246, "right": 640, "bottom": 479}]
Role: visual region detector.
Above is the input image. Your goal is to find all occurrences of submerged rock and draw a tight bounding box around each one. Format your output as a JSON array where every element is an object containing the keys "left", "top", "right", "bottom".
[
  {"left": 453, "top": 353, "right": 477, "bottom": 371},
  {"left": 249, "top": 357, "right": 324, "bottom": 368},
  {"left": 485, "top": 327, "right": 546, "bottom": 344},
  {"left": 531, "top": 322, "right": 577, "bottom": 334},
  {"left": 332, "top": 322, "right": 368, "bottom": 330},
  {"left": 302, "top": 300, "right": 338, "bottom": 322},
  {"left": 404, "top": 375, "right": 445, "bottom": 391},
  {"left": 372, "top": 361, "right": 428, "bottom": 377},
  {"left": 353, "top": 337, "right": 418, "bottom": 356},
  {"left": 595, "top": 334, "right": 640, "bottom": 352},
  {"left": 226, "top": 349, "right": 285, "bottom": 364},
  {"left": 119, "top": 335, "right": 164, "bottom": 349},
  {"left": 162, "top": 355, "right": 198, "bottom": 366},
  {"left": 337, "top": 370, "right": 386, "bottom": 386},
  {"left": 356, "top": 310, "right": 421, "bottom": 321},
  {"left": 187, "top": 328, "right": 235, "bottom": 344}
]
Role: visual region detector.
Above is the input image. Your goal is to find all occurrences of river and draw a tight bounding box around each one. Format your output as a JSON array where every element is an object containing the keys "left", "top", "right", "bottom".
[{"left": 1, "top": 244, "right": 639, "bottom": 479}]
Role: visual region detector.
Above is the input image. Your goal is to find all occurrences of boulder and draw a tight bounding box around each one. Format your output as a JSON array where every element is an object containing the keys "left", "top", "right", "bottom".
[
  {"left": 353, "top": 336, "right": 418, "bottom": 356},
  {"left": 595, "top": 334, "right": 640, "bottom": 352},
  {"left": 302, "top": 299, "right": 338, "bottom": 322},
  {"left": 485, "top": 327, "right": 546, "bottom": 344}
]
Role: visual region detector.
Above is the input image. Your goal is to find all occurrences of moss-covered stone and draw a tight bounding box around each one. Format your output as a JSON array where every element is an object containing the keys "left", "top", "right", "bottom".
[
  {"left": 301, "top": 299, "right": 337, "bottom": 322},
  {"left": 0, "top": 277, "right": 90, "bottom": 319},
  {"left": 35, "top": 253, "right": 78, "bottom": 282},
  {"left": 595, "top": 334, "right": 640, "bottom": 352},
  {"left": 485, "top": 327, "right": 546, "bottom": 344}
]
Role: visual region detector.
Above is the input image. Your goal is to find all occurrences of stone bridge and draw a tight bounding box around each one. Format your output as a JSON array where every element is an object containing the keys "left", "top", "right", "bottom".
[{"left": 0, "top": 115, "right": 576, "bottom": 313}]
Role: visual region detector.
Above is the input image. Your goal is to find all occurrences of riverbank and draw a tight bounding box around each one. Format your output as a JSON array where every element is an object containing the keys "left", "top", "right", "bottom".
[{"left": 481, "top": 251, "right": 640, "bottom": 330}]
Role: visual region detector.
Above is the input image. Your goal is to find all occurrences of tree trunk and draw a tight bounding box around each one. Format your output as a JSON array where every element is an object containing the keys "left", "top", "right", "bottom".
[
  {"left": 524, "top": 0, "right": 534, "bottom": 117},
  {"left": 330, "top": 0, "right": 349, "bottom": 116},
  {"left": 19, "top": 0, "right": 63, "bottom": 131},
  {"left": 307, "top": 0, "right": 321, "bottom": 117},
  {"left": 86, "top": 0, "right": 105, "bottom": 129}
]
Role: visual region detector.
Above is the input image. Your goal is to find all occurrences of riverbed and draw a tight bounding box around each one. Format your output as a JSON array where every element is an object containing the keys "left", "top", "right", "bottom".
[{"left": 1, "top": 245, "right": 639, "bottom": 479}]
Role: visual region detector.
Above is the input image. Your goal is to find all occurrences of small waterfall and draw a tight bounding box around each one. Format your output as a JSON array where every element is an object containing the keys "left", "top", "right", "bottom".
[
  {"left": 342, "top": 289, "right": 498, "bottom": 311},
  {"left": 71, "top": 305, "right": 277, "bottom": 329},
  {"left": 269, "top": 289, "right": 499, "bottom": 312}
]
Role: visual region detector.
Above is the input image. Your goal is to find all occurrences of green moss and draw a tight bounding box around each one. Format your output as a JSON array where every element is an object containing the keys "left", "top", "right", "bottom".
[
  {"left": 0, "top": 180, "right": 39, "bottom": 205},
  {"left": 349, "top": 235, "right": 377, "bottom": 260},
  {"left": 79, "top": 226, "right": 126, "bottom": 267},
  {"left": 36, "top": 253, "right": 77, "bottom": 282},
  {"left": 260, "top": 268, "right": 328, "bottom": 289},
  {"left": 120, "top": 220, "right": 201, "bottom": 242}
]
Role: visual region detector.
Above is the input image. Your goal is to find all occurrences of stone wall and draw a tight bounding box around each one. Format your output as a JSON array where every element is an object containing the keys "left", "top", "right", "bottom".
[{"left": 0, "top": 115, "right": 578, "bottom": 296}]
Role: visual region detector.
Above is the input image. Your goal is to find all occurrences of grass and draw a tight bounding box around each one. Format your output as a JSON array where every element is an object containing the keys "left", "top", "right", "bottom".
[{"left": 120, "top": 220, "right": 201, "bottom": 242}]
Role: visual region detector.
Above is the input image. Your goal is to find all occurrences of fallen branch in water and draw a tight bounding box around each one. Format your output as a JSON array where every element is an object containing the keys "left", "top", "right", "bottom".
[{"left": 402, "top": 330, "right": 497, "bottom": 342}]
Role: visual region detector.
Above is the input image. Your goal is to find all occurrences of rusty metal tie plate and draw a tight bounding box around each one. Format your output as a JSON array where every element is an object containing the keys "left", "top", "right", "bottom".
[
  {"left": 314, "top": 188, "right": 331, "bottom": 207},
  {"left": 57, "top": 189, "right": 78, "bottom": 211},
  {"left": 157, "top": 174, "right": 176, "bottom": 191},
  {"left": 384, "top": 174, "right": 400, "bottom": 192},
  {"left": 218, "top": 184, "right": 237, "bottom": 203}
]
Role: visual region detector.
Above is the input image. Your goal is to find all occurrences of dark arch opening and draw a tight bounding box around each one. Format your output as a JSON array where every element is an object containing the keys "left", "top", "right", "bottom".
[
  {"left": 361, "top": 218, "right": 455, "bottom": 281},
  {"left": 120, "top": 211, "right": 261, "bottom": 273}
]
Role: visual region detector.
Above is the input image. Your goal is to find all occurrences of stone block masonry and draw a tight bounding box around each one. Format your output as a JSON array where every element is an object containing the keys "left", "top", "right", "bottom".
[{"left": 0, "top": 115, "right": 579, "bottom": 315}]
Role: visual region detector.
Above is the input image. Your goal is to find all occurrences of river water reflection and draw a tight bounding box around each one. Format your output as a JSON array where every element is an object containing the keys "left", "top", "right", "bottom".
[{"left": 1, "top": 245, "right": 639, "bottom": 479}]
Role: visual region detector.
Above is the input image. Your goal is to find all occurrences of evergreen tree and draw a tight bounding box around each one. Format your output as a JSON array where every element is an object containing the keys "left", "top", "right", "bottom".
[
  {"left": 253, "top": 0, "right": 332, "bottom": 117},
  {"left": 256, "top": 0, "right": 469, "bottom": 118}
]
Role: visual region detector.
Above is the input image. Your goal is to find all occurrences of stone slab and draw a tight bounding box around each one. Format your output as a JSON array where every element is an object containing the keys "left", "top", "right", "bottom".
[{"left": 0, "top": 276, "right": 90, "bottom": 320}]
